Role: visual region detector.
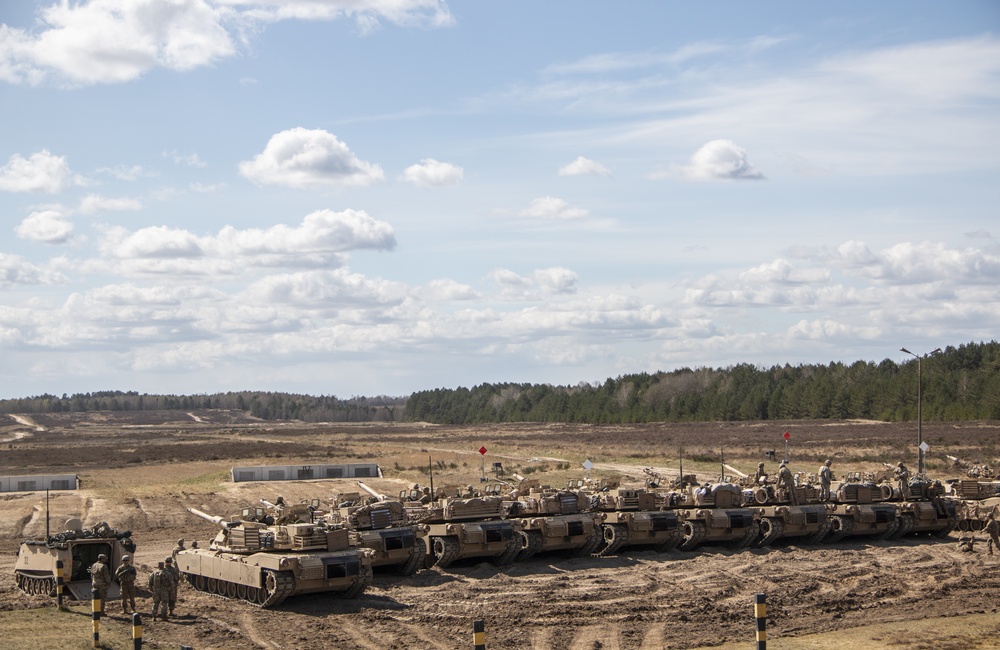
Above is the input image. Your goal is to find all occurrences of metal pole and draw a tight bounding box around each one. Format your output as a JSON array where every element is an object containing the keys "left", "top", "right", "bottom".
[
  {"left": 473, "top": 619, "right": 486, "bottom": 650},
  {"left": 132, "top": 612, "right": 142, "bottom": 650},
  {"left": 55, "top": 560, "right": 64, "bottom": 608},
  {"left": 917, "top": 356, "right": 923, "bottom": 475},
  {"left": 754, "top": 593, "right": 767, "bottom": 649},
  {"left": 91, "top": 587, "right": 101, "bottom": 648}
]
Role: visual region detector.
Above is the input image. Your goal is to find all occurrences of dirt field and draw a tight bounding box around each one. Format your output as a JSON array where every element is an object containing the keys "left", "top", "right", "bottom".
[{"left": 1, "top": 412, "right": 999, "bottom": 649}]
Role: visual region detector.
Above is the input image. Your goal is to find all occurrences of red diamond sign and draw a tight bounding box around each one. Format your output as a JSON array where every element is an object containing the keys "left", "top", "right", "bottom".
[
  {"left": 479, "top": 446, "right": 487, "bottom": 455},
  {"left": 783, "top": 431, "right": 790, "bottom": 440}
]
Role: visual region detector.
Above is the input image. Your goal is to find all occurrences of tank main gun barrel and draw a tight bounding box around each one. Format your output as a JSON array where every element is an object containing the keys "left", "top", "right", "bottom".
[
  {"left": 187, "top": 507, "right": 232, "bottom": 528},
  {"left": 357, "top": 482, "right": 387, "bottom": 501}
]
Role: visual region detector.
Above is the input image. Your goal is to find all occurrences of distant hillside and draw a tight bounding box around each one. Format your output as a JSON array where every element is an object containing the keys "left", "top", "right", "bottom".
[{"left": 2, "top": 341, "right": 997, "bottom": 424}]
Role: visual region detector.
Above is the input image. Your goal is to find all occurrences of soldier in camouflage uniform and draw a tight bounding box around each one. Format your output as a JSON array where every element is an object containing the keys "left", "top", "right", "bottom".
[
  {"left": 114, "top": 554, "right": 137, "bottom": 614},
  {"left": 147, "top": 560, "right": 174, "bottom": 621},
  {"left": 172, "top": 538, "right": 186, "bottom": 562},
  {"left": 986, "top": 508, "right": 1000, "bottom": 557},
  {"left": 778, "top": 461, "right": 798, "bottom": 505},
  {"left": 89, "top": 553, "right": 111, "bottom": 614},
  {"left": 164, "top": 556, "right": 180, "bottom": 616},
  {"left": 818, "top": 460, "right": 833, "bottom": 501}
]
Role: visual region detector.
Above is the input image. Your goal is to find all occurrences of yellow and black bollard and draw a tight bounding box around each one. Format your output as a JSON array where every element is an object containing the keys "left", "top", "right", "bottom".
[
  {"left": 132, "top": 612, "right": 142, "bottom": 650},
  {"left": 473, "top": 619, "right": 486, "bottom": 650},
  {"left": 91, "top": 587, "right": 101, "bottom": 648},
  {"left": 55, "top": 560, "right": 64, "bottom": 608},
  {"left": 754, "top": 593, "right": 766, "bottom": 650}
]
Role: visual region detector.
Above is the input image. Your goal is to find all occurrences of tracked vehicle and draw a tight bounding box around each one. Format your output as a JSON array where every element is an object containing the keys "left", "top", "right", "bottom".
[
  {"left": 671, "top": 483, "right": 760, "bottom": 551},
  {"left": 586, "top": 486, "right": 683, "bottom": 556},
  {"left": 824, "top": 483, "right": 900, "bottom": 542},
  {"left": 410, "top": 496, "right": 520, "bottom": 569},
  {"left": 745, "top": 484, "right": 831, "bottom": 546},
  {"left": 15, "top": 519, "right": 136, "bottom": 600},
  {"left": 888, "top": 478, "right": 958, "bottom": 538},
  {"left": 501, "top": 485, "right": 603, "bottom": 560},
  {"left": 176, "top": 507, "right": 372, "bottom": 608}
]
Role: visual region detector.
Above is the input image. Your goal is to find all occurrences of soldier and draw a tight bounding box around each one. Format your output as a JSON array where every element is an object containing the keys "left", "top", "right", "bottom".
[
  {"left": 419, "top": 487, "right": 432, "bottom": 505},
  {"left": 190, "top": 541, "right": 200, "bottom": 549},
  {"left": 114, "top": 554, "right": 137, "bottom": 614},
  {"left": 986, "top": 508, "right": 1000, "bottom": 556},
  {"left": 172, "top": 538, "right": 186, "bottom": 562},
  {"left": 778, "top": 461, "right": 798, "bottom": 505},
  {"left": 164, "top": 556, "right": 180, "bottom": 616},
  {"left": 147, "top": 560, "right": 174, "bottom": 621},
  {"left": 818, "top": 460, "right": 833, "bottom": 501},
  {"left": 957, "top": 536, "right": 976, "bottom": 553},
  {"left": 464, "top": 485, "right": 476, "bottom": 498},
  {"left": 754, "top": 462, "right": 768, "bottom": 484},
  {"left": 894, "top": 462, "right": 910, "bottom": 500},
  {"left": 89, "top": 553, "right": 111, "bottom": 614}
]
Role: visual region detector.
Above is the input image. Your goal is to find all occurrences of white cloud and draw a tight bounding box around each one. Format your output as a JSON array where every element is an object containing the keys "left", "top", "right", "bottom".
[
  {"left": 164, "top": 150, "right": 207, "bottom": 168},
  {"left": 243, "top": 269, "right": 405, "bottom": 307},
  {"left": 401, "top": 158, "right": 463, "bottom": 187},
  {"left": 238, "top": 128, "right": 385, "bottom": 188},
  {"left": 95, "top": 164, "right": 148, "bottom": 181},
  {"left": 0, "top": 150, "right": 73, "bottom": 193},
  {"left": 227, "top": 0, "right": 455, "bottom": 30},
  {"left": 672, "top": 139, "right": 764, "bottom": 181},
  {"left": 419, "top": 279, "right": 480, "bottom": 302},
  {"left": 0, "top": 253, "right": 66, "bottom": 286},
  {"left": 79, "top": 194, "right": 143, "bottom": 214},
  {"left": 15, "top": 210, "right": 74, "bottom": 244},
  {"left": 558, "top": 156, "right": 612, "bottom": 177},
  {"left": 519, "top": 196, "right": 588, "bottom": 220},
  {"left": 739, "top": 259, "right": 830, "bottom": 285},
  {"left": 489, "top": 267, "right": 579, "bottom": 300}
]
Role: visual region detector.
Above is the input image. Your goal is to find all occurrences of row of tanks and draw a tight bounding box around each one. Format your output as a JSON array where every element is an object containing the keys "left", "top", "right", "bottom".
[{"left": 15, "top": 471, "right": 993, "bottom": 610}]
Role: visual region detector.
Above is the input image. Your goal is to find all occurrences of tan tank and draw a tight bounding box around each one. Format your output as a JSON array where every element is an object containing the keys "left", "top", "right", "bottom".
[
  {"left": 409, "top": 496, "right": 521, "bottom": 569},
  {"left": 175, "top": 507, "right": 373, "bottom": 607},
  {"left": 824, "top": 482, "right": 900, "bottom": 542},
  {"left": 502, "top": 487, "right": 603, "bottom": 560},
  {"left": 742, "top": 483, "right": 831, "bottom": 546},
  {"left": 588, "top": 487, "right": 683, "bottom": 556},
  {"left": 670, "top": 483, "right": 760, "bottom": 551},
  {"left": 15, "top": 518, "right": 136, "bottom": 600}
]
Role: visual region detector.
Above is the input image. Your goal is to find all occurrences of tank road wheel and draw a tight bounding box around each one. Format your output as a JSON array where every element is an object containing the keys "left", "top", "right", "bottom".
[
  {"left": 492, "top": 534, "right": 522, "bottom": 566},
  {"left": 245, "top": 587, "right": 259, "bottom": 604},
  {"left": 805, "top": 518, "right": 832, "bottom": 545},
  {"left": 957, "top": 519, "right": 970, "bottom": 532},
  {"left": 828, "top": 515, "right": 855, "bottom": 543},
  {"left": 46, "top": 577, "right": 57, "bottom": 597},
  {"left": 396, "top": 538, "right": 427, "bottom": 576},
  {"left": 259, "top": 570, "right": 295, "bottom": 608},
  {"left": 679, "top": 520, "right": 707, "bottom": 551},
  {"left": 206, "top": 578, "right": 218, "bottom": 594},
  {"left": 194, "top": 575, "right": 205, "bottom": 591},
  {"left": 877, "top": 516, "right": 900, "bottom": 541},
  {"left": 755, "top": 517, "right": 785, "bottom": 548},
  {"left": 336, "top": 561, "right": 373, "bottom": 600},
  {"left": 892, "top": 512, "right": 916, "bottom": 539},
  {"left": 596, "top": 524, "right": 630, "bottom": 557},
  {"left": 226, "top": 581, "right": 238, "bottom": 598},
  {"left": 517, "top": 530, "right": 545, "bottom": 562},
  {"left": 430, "top": 536, "right": 461, "bottom": 569},
  {"left": 971, "top": 519, "right": 985, "bottom": 532},
  {"left": 254, "top": 586, "right": 268, "bottom": 606},
  {"left": 574, "top": 525, "right": 605, "bottom": 557},
  {"left": 236, "top": 583, "right": 248, "bottom": 600}
]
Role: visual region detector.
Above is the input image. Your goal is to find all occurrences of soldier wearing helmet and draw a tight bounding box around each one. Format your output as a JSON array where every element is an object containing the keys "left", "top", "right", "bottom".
[
  {"left": 89, "top": 553, "right": 111, "bottom": 614},
  {"left": 164, "top": 557, "right": 180, "bottom": 616},
  {"left": 115, "top": 554, "right": 137, "bottom": 613},
  {"left": 172, "top": 538, "right": 186, "bottom": 562},
  {"left": 818, "top": 460, "right": 833, "bottom": 501},
  {"left": 754, "top": 462, "right": 768, "bottom": 485},
  {"left": 777, "top": 461, "right": 798, "bottom": 505},
  {"left": 894, "top": 462, "right": 910, "bottom": 500},
  {"left": 148, "top": 561, "right": 174, "bottom": 621}
]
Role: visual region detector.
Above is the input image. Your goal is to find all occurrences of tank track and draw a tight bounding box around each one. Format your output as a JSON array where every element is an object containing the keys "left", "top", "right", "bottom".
[
  {"left": 876, "top": 516, "right": 901, "bottom": 541},
  {"left": 653, "top": 528, "right": 684, "bottom": 553},
  {"left": 827, "top": 515, "right": 855, "bottom": 543},
  {"left": 337, "top": 562, "right": 373, "bottom": 599},
  {"left": 186, "top": 569, "right": 294, "bottom": 608},
  {"left": 594, "top": 523, "right": 630, "bottom": 557},
  {"left": 933, "top": 518, "right": 957, "bottom": 538},
  {"left": 804, "top": 518, "right": 832, "bottom": 544},
  {"left": 572, "top": 525, "right": 604, "bottom": 557},
  {"left": 516, "top": 530, "right": 544, "bottom": 562},
  {"left": 726, "top": 520, "right": 760, "bottom": 550},
  {"left": 892, "top": 512, "right": 916, "bottom": 539},
  {"left": 755, "top": 517, "right": 785, "bottom": 547},
  {"left": 679, "top": 520, "right": 707, "bottom": 551},
  {"left": 395, "top": 537, "right": 427, "bottom": 576},
  {"left": 491, "top": 535, "right": 522, "bottom": 566},
  {"left": 430, "top": 536, "right": 461, "bottom": 568},
  {"left": 15, "top": 573, "right": 56, "bottom": 597}
]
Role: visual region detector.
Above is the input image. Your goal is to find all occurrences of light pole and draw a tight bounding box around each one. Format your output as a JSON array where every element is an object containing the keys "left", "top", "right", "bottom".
[{"left": 900, "top": 346, "right": 941, "bottom": 475}]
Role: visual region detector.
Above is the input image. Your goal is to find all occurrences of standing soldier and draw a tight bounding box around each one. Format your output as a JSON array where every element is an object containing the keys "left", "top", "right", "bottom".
[
  {"left": 894, "top": 462, "right": 911, "bottom": 500},
  {"left": 114, "top": 555, "right": 137, "bottom": 614},
  {"left": 147, "top": 560, "right": 174, "bottom": 621},
  {"left": 164, "top": 557, "right": 180, "bottom": 616},
  {"left": 986, "top": 508, "right": 1000, "bottom": 557},
  {"left": 754, "top": 462, "right": 768, "bottom": 484},
  {"left": 818, "top": 460, "right": 833, "bottom": 501},
  {"left": 89, "top": 553, "right": 111, "bottom": 615},
  {"left": 172, "top": 538, "right": 186, "bottom": 562},
  {"left": 778, "top": 462, "right": 798, "bottom": 505}
]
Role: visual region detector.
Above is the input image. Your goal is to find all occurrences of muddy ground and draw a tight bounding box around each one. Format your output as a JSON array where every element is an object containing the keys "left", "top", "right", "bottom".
[{"left": 1, "top": 412, "right": 999, "bottom": 649}]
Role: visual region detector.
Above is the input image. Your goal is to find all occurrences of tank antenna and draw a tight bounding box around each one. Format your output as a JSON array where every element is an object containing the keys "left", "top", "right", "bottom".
[
  {"left": 45, "top": 489, "right": 50, "bottom": 539},
  {"left": 428, "top": 455, "right": 435, "bottom": 500},
  {"left": 678, "top": 447, "right": 683, "bottom": 488}
]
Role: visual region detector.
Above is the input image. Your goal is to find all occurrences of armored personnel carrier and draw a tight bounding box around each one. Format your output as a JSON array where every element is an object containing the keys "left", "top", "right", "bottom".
[
  {"left": 408, "top": 495, "right": 520, "bottom": 569},
  {"left": 175, "top": 507, "right": 373, "bottom": 607},
  {"left": 586, "top": 486, "right": 682, "bottom": 556},
  {"left": 500, "top": 482, "right": 602, "bottom": 560},
  {"left": 15, "top": 518, "right": 136, "bottom": 600}
]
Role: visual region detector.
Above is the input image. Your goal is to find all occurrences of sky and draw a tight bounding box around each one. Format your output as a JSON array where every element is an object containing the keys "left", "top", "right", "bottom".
[{"left": 1, "top": 1, "right": 998, "bottom": 400}]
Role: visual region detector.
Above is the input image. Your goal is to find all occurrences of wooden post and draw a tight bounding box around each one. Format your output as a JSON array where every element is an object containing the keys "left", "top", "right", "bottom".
[
  {"left": 91, "top": 587, "right": 101, "bottom": 648},
  {"left": 754, "top": 593, "right": 766, "bottom": 649},
  {"left": 132, "top": 612, "right": 143, "bottom": 649},
  {"left": 473, "top": 619, "right": 486, "bottom": 650},
  {"left": 55, "top": 559, "right": 64, "bottom": 608}
]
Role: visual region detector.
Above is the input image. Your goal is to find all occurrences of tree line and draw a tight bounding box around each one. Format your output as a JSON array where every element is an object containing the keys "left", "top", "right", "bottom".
[
  {"left": 2, "top": 341, "right": 996, "bottom": 424},
  {"left": 404, "top": 341, "right": 1000, "bottom": 424}
]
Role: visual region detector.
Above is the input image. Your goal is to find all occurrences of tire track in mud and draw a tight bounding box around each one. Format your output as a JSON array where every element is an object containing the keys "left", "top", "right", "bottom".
[{"left": 238, "top": 611, "right": 278, "bottom": 649}]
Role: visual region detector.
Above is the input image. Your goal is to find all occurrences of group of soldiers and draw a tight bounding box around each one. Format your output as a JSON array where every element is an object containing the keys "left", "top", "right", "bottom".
[
  {"left": 87, "top": 538, "right": 188, "bottom": 620},
  {"left": 753, "top": 459, "right": 915, "bottom": 504},
  {"left": 958, "top": 507, "right": 1000, "bottom": 555}
]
